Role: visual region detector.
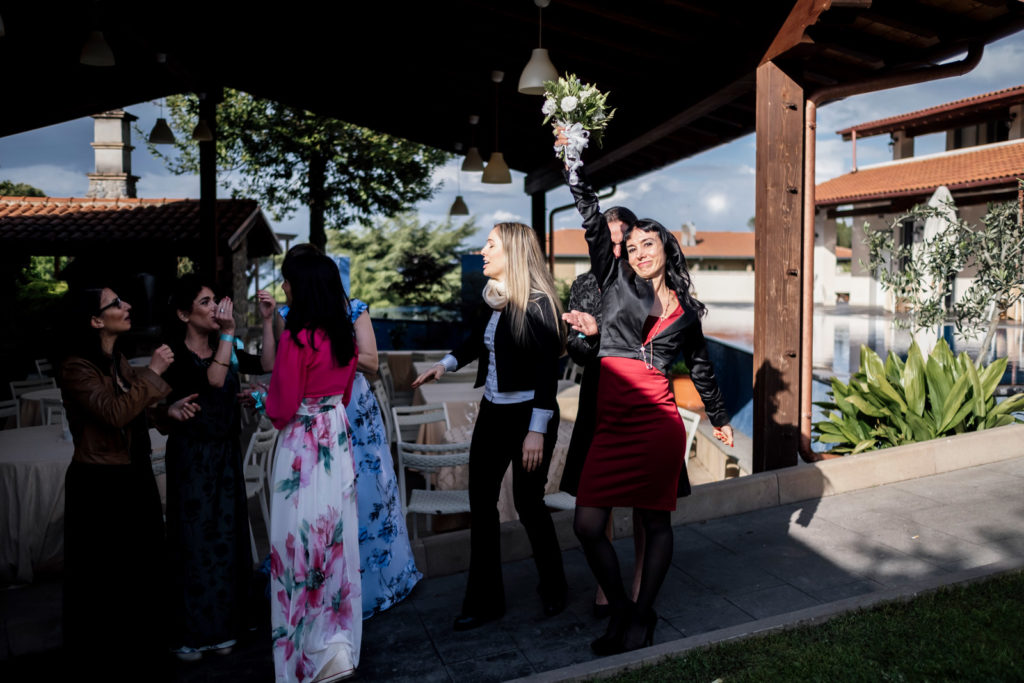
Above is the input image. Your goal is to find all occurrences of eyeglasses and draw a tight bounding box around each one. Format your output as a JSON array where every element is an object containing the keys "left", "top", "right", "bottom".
[{"left": 96, "top": 297, "right": 123, "bottom": 314}]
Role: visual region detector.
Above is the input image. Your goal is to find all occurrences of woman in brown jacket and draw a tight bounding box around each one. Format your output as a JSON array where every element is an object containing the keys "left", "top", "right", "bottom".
[{"left": 59, "top": 286, "right": 197, "bottom": 679}]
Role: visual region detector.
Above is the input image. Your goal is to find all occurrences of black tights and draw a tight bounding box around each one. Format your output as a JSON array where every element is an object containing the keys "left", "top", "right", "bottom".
[{"left": 573, "top": 505, "right": 673, "bottom": 614}]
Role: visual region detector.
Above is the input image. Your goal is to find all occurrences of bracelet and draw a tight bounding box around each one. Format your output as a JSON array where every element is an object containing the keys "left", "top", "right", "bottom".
[
  {"left": 212, "top": 359, "right": 230, "bottom": 367},
  {"left": 219, "top": 334, "right": 234, "bottom": 343}
]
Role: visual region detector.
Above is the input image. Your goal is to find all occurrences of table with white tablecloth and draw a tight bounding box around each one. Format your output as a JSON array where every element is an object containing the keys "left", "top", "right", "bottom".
[{"left": 0, "top": 424, "right": 168, "bottom": 584}]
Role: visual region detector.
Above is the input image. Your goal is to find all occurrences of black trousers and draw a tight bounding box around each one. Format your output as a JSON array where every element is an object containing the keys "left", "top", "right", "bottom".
[{"left": 461, "top": 399, "right": 567, "bottom": 615}]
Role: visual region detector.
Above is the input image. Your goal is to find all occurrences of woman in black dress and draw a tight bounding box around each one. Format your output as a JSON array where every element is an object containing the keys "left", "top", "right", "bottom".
[
  {"left": 162, "top": 274, "right": 277, "bottom": 660},
  {"left": 413, "top": 222, "right": 568, "bottom": 631}
]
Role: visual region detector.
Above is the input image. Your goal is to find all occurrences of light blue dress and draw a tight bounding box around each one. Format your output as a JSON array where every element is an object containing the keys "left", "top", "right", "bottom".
[{"left": 347, "top": 300, "right": 422, "bottom": 618}]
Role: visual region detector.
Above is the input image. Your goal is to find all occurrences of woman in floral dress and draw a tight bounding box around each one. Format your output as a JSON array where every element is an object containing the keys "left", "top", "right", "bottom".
[
  {"left": 346, "top": 298, "right": 422, "bottom": 618},
  {"left": 266, "top": 250, "right": 361, "bottom": 683}
]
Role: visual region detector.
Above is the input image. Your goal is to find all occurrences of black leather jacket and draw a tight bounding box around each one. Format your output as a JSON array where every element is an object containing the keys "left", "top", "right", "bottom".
[{"left": 568, "top": 170, "right": 730, "bottom": 427}]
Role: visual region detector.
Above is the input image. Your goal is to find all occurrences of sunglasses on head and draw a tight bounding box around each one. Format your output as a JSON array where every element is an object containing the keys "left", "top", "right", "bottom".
[{"left": 96, "top": 297, "right": 123, "bottom": 314}]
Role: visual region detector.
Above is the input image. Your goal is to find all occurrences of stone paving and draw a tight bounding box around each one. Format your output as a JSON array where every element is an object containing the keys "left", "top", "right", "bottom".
[{"left": 2, "top": 456, "right": 1023, "bottom": 682}]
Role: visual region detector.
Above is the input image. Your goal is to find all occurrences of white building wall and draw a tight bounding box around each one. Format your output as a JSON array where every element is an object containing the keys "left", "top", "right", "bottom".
[{"left": 690, "top": 272, "right": 756, "bottom": 303}]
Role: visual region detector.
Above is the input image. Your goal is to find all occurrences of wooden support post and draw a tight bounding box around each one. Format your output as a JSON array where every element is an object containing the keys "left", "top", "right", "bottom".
[
  {"left": 753, "top": 61, "right": 804, "bottom": 471},
  {"left": 198, "top": 88, "right": 222, "bottom": 285},
  {"left": 531, "top": 190, "right": 547, "bottom": 258}
]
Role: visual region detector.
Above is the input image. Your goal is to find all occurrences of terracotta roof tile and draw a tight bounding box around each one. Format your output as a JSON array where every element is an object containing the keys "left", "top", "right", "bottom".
[
  {"left": 836, "top": 84, "right": 1024, "bottom": 138},
  {"left": 0, "top": 196, "right": 277, "bottom": 255},
  {"left": 553, "top": 228, "right": 754, "bottom": 259},
  {"left": 815, "top": 140, "right": 1024, "bottom": 206}
]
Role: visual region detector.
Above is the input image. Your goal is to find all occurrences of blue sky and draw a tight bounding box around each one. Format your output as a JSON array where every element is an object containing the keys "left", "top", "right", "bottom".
[{"left": 1, "top": 31, "right": 1022, "bottom": 250}]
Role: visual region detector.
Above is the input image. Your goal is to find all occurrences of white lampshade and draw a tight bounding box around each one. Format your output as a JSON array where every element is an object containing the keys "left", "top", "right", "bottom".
[
  {"left": 518, "top": 48, "right": 558, "bottom": 95},
  {"left": 80, "top": 30, "right": 115, "bottom": 67},
  {"left": 449, "top": 195, "right": 470, "bottom": 216},
  {"left": 481, "top": 152, "right": 512, "bottom": 184},
  {"left": 148, "top": 118, "right": 176, "bottom": 145},
  {"left": 461, "top": 146, "right": 485, "bottom": 172},
  {"left": 192, "top": 119, "right": 214, "bottom": 142}
]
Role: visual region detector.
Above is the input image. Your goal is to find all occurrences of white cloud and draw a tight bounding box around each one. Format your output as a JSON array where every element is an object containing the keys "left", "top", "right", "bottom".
[
  {"left": 489, "top": 209, "right": 525, "bottom": 224},
  {"left": 968, "top": 37, "right": 1024, "bottom": 84},
  {"left": 136, "top": 172, "right": 200, "bottom": 198},
  {"left": 1, "top": 164, "right": 91, "bottom": 196}
]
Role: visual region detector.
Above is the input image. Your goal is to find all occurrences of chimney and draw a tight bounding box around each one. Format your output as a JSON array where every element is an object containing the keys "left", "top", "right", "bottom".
[
  {"left": 86, "top": 109, "right": 139, "bottom": 198},
  {"left": 679, "top": 222, "right": 696, "bottom": 246}
]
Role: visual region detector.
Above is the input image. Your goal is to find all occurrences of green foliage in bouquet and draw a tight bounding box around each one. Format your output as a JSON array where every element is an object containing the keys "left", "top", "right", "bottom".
[
  {"left": 813, "top": 341, "right": 1024, "bottom": 455},
  {"left": 541, "top": 74, "right": 615, "bottom": 147}
]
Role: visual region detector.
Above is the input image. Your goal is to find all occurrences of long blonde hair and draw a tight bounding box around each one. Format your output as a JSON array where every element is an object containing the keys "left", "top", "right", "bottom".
[{"left": 493, "top": 222, "right": 566, "bottom": 352}]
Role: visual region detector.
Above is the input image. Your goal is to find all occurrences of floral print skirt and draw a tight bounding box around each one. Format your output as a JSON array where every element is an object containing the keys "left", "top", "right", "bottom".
[
  {"left": 270, "top": 395, "right": 361, "bottom": 682},
  {"left": 347, "top": 373, "right": 422, "bottom": 618}
]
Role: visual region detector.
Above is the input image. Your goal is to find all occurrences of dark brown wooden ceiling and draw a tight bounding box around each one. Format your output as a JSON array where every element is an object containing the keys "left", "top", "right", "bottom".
[{"left": 1, "top": 1, "right": 1022, "bottom": 195}]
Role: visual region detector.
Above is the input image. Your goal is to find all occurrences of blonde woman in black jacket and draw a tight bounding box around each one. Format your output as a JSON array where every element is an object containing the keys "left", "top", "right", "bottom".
[{"left": 413, "top": 222, "right": 568, "bottom": 631}]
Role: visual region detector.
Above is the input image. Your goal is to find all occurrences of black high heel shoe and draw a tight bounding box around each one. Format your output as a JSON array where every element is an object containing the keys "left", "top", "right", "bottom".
[
  {"left": 590, "top": 601, "right": 632, "bottom": 656},
  {"left": 620, "top": 607, "right": 657, "bottom": 652}
]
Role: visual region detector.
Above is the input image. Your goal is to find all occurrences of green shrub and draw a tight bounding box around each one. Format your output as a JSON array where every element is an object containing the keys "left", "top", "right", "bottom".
[{"left": 813, "top": 341, "right": 1024, "bottom": 454}]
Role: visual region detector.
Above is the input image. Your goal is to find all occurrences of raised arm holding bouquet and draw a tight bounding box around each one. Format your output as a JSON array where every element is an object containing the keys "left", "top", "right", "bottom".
[{"left": 542, "top": 74, "right": 615, "bottom": 185}]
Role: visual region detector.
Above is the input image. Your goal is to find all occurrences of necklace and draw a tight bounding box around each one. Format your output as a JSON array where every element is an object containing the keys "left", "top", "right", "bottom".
[{"left": 640, "top": 290, "right": 675, "bottom": 370}]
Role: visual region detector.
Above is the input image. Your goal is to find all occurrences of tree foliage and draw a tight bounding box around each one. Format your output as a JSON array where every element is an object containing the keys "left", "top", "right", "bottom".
[
  {"left": 145, "top": 89, "right": 450, "bottom": 249},
  {"left": 330, "top": 213, "right": 477, "bottom": 313},
  {"left": 864, "top": 190, "right": 1024, "bottom": 364},
  {"left": 0, "top": 180, "right": 45, "bottom": 196}
]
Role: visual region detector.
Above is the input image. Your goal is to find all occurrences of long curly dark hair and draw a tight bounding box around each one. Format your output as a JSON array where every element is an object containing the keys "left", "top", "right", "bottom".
[
  {"left": 165, "top": 273, "right": 219, "bottom": 350},
  {"left": 623, "top": 218, "right": 706, "bottom": 318},
  {"left": 281, "top": 250, "right": 355, "bottom": 367}
]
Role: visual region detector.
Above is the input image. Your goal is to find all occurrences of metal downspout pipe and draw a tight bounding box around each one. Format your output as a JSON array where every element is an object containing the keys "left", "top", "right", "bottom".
[{"left": 798, "top": 43, "right": 984, "bottom": 462}]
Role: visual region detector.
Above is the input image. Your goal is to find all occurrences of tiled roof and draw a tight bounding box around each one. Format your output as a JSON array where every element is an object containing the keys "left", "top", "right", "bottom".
[
  {"left": 0, "top": 196, "right": 281, "bottom": 256},
  {"left": 836, "top": 84, "right": 1024, "bottom": 139},
  {"left": 815, "top": 140, "right": 1024, "bottom": 206},
  {"left": 553, "top": 228, "right": 755, "bottom": 259}
]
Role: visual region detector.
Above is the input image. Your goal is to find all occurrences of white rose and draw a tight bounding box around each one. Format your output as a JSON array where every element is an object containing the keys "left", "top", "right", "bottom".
[
  {"left": 541, "top": 99, "right": 557, "bottom": 116},
  {"left": 581, "top": 88, "right": 594, "bottom": 100},
  {"left": 560, "top": 96, "right": 579, "bottom": 112},
  {"left": 593, "top": 110, "right": 606, "bottom": 122}
]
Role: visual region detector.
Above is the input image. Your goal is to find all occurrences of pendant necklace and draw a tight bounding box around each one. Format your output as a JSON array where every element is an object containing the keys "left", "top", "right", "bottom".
[{"left": 640, "top": 291, "right": 674, "bottom": 370}]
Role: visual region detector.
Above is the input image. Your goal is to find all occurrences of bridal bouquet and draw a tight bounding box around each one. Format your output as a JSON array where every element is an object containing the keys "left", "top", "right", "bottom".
[{"left": 541, "top": 74, "right": 615, "bottom": 185}]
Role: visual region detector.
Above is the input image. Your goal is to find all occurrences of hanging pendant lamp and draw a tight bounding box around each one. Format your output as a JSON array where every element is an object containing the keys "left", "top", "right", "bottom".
[
  {"left": 80, "top": 30, "right": 115, "bottom": 67},
  {"left": 148, "top": 99, "right": 176, "bottom": 144},
  {"left": 449, "top": 195, "right": 470, "bottom": 216},
  {"left": 518, "top": 0, "right": 558, "bottom": 95},
  {"left": 462, "top": 115, "right": 485, "bottom": 172},
  {"left": 192, "top": 118, "right": 213, "bottom": 142},
  {"left": 482, "top": 71, "right": 512, "bottom": 185}
]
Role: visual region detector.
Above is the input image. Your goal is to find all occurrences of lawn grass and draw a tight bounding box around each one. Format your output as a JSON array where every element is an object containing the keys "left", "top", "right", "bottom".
[{"left": 606, "top": 570, "right": 1024, "bottom": 682}]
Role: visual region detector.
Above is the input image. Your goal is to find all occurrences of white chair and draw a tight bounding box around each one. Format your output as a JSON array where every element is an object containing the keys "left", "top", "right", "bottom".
[
  {"left": 391, "top": 403, "right": 450, "bottom": 447},
  {"left": 40, "top": 397, "right": 64, "bottom": 426},
  {"left": 243, "top": 418, "right": 279, "bottom": 563},
  {"left": 0, "top": 399, "right": 18, "bottom": 429},
  {"left": 544, "top": 407, "right": 702, "bottom": 512},
  {"left": 396, "top": 440, "right": 471, "bottom": 537},
  {"left": 377, "top": 360, "right": 396, "bottom": 405},
  {"left": 10, "top": 377, "right": 57, "bottom": 427},
  {"left": 678, "top": 406, "right": 701, "bottom": 458},
  {"left": 563, "top": 359, "right": 584, "bottom": 384},
  {"left": 35, "top": 358, "right": 53, "bottom": 377},
  {"left": 371, "top": 378, "right": 395, "bottom": 447}
]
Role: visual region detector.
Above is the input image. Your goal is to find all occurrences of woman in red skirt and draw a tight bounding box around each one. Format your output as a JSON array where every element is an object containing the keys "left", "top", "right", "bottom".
[{"left": 563, "top": 166, "right": 734, "bottom": 655}]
